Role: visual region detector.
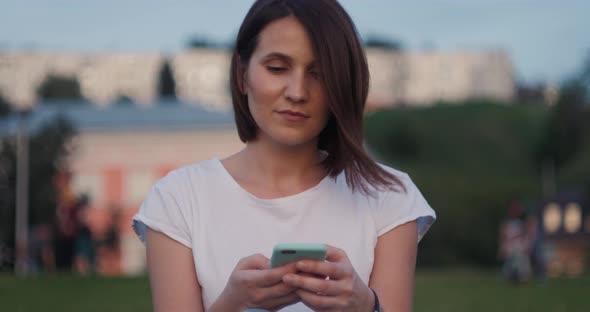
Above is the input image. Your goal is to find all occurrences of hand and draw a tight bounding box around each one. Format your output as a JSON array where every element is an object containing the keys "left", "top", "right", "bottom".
[
  {"left": 282, "top": 245, "right": 374, "bottom": 312},
  {"left": 213, "top": 253, "right": 300, "bottom": 311}
]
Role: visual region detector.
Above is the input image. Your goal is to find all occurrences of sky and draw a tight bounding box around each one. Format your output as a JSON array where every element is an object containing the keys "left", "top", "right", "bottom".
[{"left": 1, "top": 0, "right": 589, "bottom": 84}]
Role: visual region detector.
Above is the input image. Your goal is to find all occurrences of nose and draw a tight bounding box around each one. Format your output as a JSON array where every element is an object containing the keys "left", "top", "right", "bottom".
[{"left": 285, "top": 71, "right": 309, "bottom": 104}]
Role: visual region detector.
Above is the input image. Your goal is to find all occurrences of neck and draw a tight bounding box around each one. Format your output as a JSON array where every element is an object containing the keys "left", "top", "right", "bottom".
[{"left": 240, "top": 137, "right": 324, "bottom": 183}]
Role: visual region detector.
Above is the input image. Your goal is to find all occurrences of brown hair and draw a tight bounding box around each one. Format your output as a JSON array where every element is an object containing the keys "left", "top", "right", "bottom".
[{"left": 230, "top": 0, "right": 404, "bottom": 194}]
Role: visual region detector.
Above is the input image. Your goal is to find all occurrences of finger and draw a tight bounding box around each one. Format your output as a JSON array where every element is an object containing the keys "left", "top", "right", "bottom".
[
  {"left": 238, "top": 253, "right": 270, "bottom": 270},
  {"left": 324, "top": 244, "right": 348, "bottom": 262},
  {"left": 297, "top": 288, "right": 343, "bottom": 310},
  {"left": 261, "top": 279, "right": 298, "bottom": 298},
  {"left": 282, "top": 273, "right": 344, "bottom": 296},
  {"left": 298, "top": 272, "right": 326, "bottom": 279},
  {"left": 255, "top": 262, "right": 298, "bottom": 287},
  {"left": 296, "top": 259, "right": 350, "bottom": 280},
  {"left": 265, "top": 292, "right": 300, "bottom": 311}
]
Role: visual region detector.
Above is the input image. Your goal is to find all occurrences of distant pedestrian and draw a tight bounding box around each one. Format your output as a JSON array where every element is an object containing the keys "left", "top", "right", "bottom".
[{"left": 499, "top": 200, "right": 531, "bottom": 283}]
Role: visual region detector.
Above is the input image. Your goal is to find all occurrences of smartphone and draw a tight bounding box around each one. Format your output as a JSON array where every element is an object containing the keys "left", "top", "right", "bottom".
[{"left": 269, "top": 243, "right": 327, "bottom": 268}]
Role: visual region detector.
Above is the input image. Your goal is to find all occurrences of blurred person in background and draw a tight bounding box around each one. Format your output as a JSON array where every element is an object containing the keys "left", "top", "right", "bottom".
[
  {"left": 132, "top": 0, "right": 435, "bottom": 311},
  {"left": 73, "top": 194, "right": 96, "bottom": 275},
  {"left": 96, "top": 204, "right": 122, "bottom": 276},
  {"left": 525, "top": 207, "right": 546, "bottom": 282},
  {"left": 499, "top": 200, "right": 531, "bottom": 283},
  {"left": 28, "top": 223, "right": 55, "bottom": 273},
  {"left": 54, "top": 169, "right": 79, "bottom": 271}
]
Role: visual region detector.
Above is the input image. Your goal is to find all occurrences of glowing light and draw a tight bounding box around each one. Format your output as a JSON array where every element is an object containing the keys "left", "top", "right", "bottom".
[{"left": 543, "top": 203, "right": 561, "bottom": 233}]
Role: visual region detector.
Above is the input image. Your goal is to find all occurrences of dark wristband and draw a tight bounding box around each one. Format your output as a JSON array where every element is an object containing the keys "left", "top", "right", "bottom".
[{"left": 370, "top": 288, "right": 381, "bottom": 312}]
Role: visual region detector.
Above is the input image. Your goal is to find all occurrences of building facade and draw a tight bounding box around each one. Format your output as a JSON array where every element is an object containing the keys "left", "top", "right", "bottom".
[{"left": 0, "top": 48, "right": 515, "bottom": 111}]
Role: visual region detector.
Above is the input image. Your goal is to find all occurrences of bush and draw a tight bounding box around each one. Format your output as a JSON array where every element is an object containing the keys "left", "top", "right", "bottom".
[{"left": 365, "top": 100, "right": 548, "bottom": 266}]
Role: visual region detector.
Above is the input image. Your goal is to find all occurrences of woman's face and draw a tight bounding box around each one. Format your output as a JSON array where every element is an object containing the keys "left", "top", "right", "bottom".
[{"left": 243, "top": 16, "right": 330, "bottom": 147}]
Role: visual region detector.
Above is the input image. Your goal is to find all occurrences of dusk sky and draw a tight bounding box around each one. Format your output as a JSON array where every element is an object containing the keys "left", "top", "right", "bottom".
[{"left": 1, "top": 0, "right": 589, "bottom": 84}]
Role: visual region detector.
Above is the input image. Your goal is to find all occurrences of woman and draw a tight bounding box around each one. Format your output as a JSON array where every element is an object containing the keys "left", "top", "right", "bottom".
[{"left": 132, "top": 0, "right": 436, "bottom": 311}]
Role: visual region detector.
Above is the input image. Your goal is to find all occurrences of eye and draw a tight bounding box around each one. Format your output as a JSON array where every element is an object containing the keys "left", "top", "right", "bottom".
[{"left": 267, "top": 66, "right": 286, "bottom": 73}]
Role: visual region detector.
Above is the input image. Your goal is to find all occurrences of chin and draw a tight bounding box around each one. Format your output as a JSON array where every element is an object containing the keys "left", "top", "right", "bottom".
[
  {"left": 274, "top": 136, "right": 314, "bottom": 147},
  {"left": 268, "top": 130, "right": 318, "bottom": 147}
]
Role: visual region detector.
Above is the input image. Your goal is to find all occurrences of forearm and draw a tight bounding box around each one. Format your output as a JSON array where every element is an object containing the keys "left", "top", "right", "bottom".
[{"left": 207, "top": 293, "right": 243, "bottom": 312}]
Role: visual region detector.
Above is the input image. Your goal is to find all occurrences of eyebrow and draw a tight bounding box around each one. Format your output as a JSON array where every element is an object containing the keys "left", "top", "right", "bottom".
[
  {"left": 262, "top": 52, "right": 292, "bottom": 62},
  {"left": 262, "top": 52, "right": 317, "bottom": 68}
]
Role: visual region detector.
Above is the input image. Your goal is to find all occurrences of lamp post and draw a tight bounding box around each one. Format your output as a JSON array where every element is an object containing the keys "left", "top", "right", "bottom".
[{"left": 15, "top": 106, "right": 31, "bottom": 275}]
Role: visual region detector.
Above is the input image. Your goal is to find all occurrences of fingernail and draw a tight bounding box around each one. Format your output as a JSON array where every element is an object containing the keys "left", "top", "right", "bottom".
[{"left": 297, "top": 261, "right": 305, "bottom": 269}]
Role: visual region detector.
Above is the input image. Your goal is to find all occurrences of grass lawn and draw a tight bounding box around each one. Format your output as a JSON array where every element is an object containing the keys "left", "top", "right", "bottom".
[
  {"left": 414, "top": 269, "right": 589, "bottom": 312},
  {"left": 1, "top": 269, "right": 588, "bottom": 311}
]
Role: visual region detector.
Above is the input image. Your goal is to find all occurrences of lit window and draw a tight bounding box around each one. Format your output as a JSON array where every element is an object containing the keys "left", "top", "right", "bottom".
[
  {"left": 564, "top": 203, "right": 582, "bottom": 233},
  {"left": 543, "top": 203, "right": 561, "bottom": 233}
]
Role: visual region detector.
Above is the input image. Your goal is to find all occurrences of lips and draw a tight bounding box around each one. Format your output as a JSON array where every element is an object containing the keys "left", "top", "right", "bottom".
[
  {"left": 276, "top": 109, "right": 310, "bottom": 122},
  {"left": 276, "top": 109, "right": 310, "bottom": 118}
]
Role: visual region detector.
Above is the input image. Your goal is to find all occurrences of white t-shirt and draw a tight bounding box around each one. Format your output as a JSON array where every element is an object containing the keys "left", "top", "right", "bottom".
[{"left": 132, "top": 158, "right": 436, "bottom": 311}]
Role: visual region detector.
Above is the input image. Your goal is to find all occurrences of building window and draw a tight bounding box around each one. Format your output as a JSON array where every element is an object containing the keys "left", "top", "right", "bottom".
[
  {"left": 564, "top": 203, "right": 582, "bottom": 233},
  {"left": 543, "top": 203, "right": 561, "bottom": 234}
]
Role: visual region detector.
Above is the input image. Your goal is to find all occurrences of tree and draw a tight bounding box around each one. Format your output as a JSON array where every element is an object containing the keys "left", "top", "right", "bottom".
[
  {"left": 0, "top": 94, "right": 12, "bottom": 117},
  {"left": 580, "top": 52, "right": 590, "bottom": 88},
  {"left": 37, "top": 75, "right": 83, "bottom": 101},
  {"left": 536, "top": 82, "right": 585, "bottom": 166},
  {"left": 185, "top": 35, "right": 230, "bottom": 49},
  {"left": 158, "top": 60, "right": 176, "bottom": 99},
  {"left": 186, "top": 36, "right": 216, "bottom": 49},
  {"left": 535, "top": 53, "right": 590, "bottom": 193},
  {"left": 385, "top": 120, "right": 420, "bottom": 161},
  {"left": 364, "top": 35, "right": 403, "bottom": 50},
  {"left": 0, "top": 115, "right": 77, "bottom": 270}
]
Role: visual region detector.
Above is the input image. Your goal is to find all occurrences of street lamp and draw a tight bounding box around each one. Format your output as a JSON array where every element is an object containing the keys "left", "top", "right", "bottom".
[{"left": 14, "top": 100, "right": 33, "bottom": 275}]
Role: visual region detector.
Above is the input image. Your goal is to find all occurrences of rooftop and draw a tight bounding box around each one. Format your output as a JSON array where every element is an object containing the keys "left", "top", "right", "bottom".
[{"left": 0, "top": 99, "right": 236, "bottom": 135}]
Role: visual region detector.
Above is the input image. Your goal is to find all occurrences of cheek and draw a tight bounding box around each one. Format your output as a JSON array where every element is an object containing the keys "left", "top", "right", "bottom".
[{"left": 246, "top": 68, "right": 283, "bottom": 110}]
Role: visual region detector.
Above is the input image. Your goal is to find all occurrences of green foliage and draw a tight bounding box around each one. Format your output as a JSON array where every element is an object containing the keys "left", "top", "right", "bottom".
[
  {"left": 365, "top": 100, "right": 549, "bottom": 266},
  {"left": 0, "top": 94, "right": 12, "bottom": 117},
  {"left": 534, "top": 52, "right": 590, "bottom": 191},
  {"left": 158, "top": 60, "right": 176, "bottom": 99},
  {"left": 366, "top": 100, "right": 546, "bottom": 175},
  {"left": 366, "top": 99, "right": 590, "bottom": 266},
  {"left": 185, "top": 36, "right": 227, "bottom": 49},
  {"left": 558, "top": 109, "right": 590, "bottom": 184},
  {"left": 37, "top": 75, "right": 83, "bottom": 100},
  {"left": 535, "top": 80, "right": 587, "bottom": 170},
  {"left": 0, "top": 115, "right": 77, "bottom": 270},
  {"left": 364, "top": 34, "right": 403, "bottom": 50}
]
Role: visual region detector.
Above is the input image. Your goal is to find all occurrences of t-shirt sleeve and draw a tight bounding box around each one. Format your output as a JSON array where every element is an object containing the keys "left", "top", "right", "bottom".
[
  {"left": 131, "top": 172, "right": 193, "bottom": 248},
  {"left": 375, "top": 173, "right": 436, "bottom": 243}
]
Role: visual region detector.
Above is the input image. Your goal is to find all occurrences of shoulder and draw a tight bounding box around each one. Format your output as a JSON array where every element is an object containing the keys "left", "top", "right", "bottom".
[
  {"left": 377, "top": 162, "right": 411, "bottom": 186},
  {"left": 369, "top": 162, "right": 436, "bottom": 241},
  {"left": 367, "top": 162, "right": 414, "bottom": 199},
  {"left": 153, "top": 158, "right": 221, "bottom": 197},
  {"left": 133, "top": 160, "right": 223, "bottom": 247},
  {"left": 157, "top": 158, "right": 221, "bottom": 186}
]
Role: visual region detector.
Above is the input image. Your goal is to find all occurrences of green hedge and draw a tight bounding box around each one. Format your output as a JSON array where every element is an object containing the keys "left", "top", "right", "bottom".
[{"left": 365, "top": 100, "right": 555, "bottom": 266}]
